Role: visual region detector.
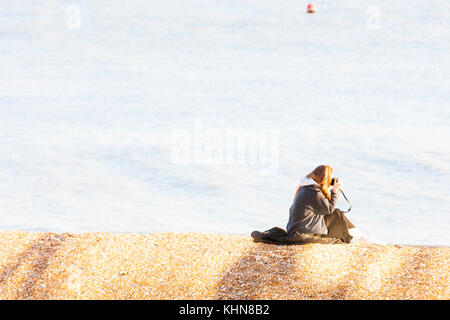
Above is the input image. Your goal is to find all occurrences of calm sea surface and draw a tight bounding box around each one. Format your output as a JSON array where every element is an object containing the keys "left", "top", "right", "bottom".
[{"left": 1, "top": 0, "right": 449, "bottom": 245}]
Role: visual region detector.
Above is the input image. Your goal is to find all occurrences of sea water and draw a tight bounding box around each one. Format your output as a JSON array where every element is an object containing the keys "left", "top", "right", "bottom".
[{"left": 0, "top": 0, "right": 449, "bottom": 246}]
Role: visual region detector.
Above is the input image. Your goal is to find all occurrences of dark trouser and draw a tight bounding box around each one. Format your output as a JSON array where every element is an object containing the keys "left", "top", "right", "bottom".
[
  {"left": 323, "top": 209, "right": 355, "bottom": 244},
  {"left": 251, "top": 209, "right": 355, "bottom": 245},
  {"left": 290, "top": 232, "right": 344, "bottom": 244},
  {"left": 292, "top": 209, "right": 354, "bottom": 244}
]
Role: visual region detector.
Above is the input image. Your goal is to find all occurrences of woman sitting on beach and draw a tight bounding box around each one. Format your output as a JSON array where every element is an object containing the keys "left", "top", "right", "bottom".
[{"left": 252, "top": 165, "right": 356, "bottom": 245}]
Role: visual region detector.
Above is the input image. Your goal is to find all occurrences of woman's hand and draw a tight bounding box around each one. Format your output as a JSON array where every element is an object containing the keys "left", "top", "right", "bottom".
[{"left": 332, "top": 178, "right": 343, "bottom": 193}]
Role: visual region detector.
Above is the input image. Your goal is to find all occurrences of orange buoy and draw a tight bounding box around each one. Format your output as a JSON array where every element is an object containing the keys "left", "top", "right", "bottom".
[{"left": 307, "top": 3, "right": 317, "bottom": 13}]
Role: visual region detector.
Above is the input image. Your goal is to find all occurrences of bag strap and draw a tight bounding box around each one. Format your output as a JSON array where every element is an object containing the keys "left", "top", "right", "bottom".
[{"left": 339, "top": 189, "right": 352, "bottom": 213}]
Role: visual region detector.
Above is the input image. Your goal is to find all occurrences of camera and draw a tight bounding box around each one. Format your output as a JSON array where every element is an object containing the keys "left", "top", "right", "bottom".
[{"left": 330, "top": 177, "right": 336, "bottom": 186}]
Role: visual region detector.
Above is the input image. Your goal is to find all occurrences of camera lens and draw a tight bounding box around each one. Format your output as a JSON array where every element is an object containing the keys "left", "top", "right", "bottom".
[{"left": 330, "top": 178, "right": 336, "bottom": 186}]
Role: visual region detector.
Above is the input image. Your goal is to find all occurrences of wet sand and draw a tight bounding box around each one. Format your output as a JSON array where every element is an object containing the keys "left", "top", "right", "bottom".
[{"left": 0, "top": 231, "right": 448, "bottom": 299}]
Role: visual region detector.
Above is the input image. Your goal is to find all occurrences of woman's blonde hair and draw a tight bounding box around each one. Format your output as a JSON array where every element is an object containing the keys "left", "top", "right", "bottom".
[{"left": 294, "top": 165, "right": 334, "bottom": 200}]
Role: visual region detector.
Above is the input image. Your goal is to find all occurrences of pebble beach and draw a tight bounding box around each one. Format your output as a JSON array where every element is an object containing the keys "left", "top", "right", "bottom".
[{"left": 0, "top": 231, "right": 448, "bottom": 300}]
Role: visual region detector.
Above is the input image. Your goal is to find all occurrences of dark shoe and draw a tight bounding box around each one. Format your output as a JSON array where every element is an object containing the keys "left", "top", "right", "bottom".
[{"left": 251, "top": 231, "right": 265, "bottom": 243}]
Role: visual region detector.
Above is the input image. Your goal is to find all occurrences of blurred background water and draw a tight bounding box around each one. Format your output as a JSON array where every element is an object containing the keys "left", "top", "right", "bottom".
[{"left": 0, "top": 0, "right": 449, "bottom": 245}]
